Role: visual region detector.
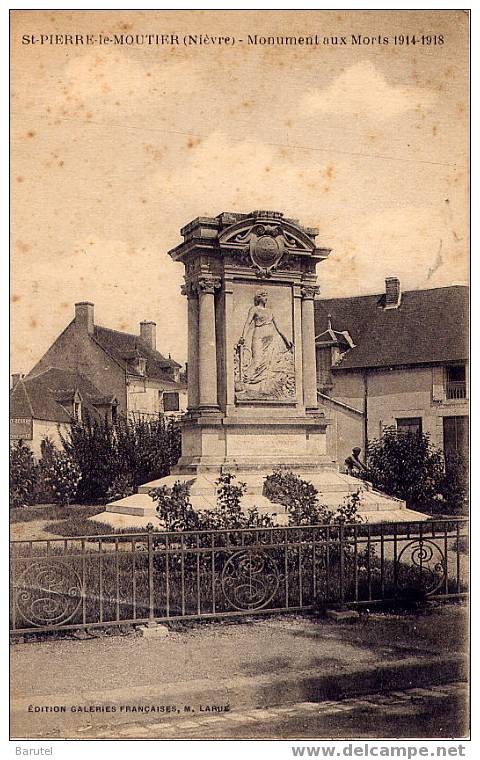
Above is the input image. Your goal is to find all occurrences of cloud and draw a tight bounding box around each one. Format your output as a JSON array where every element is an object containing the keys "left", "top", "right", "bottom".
[{"left": 301, "top": 61, "right": 437, "bottom": 121}]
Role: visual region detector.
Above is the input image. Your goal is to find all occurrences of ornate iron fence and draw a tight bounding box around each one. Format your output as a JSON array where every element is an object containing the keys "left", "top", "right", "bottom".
[{"left": 10, "top": 518, "right": 468, "bottom": 634}]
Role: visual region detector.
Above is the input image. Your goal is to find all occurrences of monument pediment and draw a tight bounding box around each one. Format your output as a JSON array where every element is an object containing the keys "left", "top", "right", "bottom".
[{"left": 169, "top": 210, "right": 331, "bottom": 277}]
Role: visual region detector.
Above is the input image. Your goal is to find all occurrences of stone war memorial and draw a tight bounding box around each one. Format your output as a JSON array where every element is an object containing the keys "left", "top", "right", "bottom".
[{"left": 102, "top": 210, "right": 424, "bottom": 526}]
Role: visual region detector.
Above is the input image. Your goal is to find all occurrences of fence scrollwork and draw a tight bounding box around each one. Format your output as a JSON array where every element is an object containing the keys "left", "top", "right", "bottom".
[
  {"left": 397, "top": 539, "right": 446, "bottom": 595},
  {"left": 15, "top": 559, "right": 83, "bottom": 627},
  {"left": 221, "top": 549, "right": 280, "bottom": 611}
]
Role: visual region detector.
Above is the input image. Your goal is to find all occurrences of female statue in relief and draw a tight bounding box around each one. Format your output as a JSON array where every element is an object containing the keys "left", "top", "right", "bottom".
[{"left": 236, "top": 290, "right": 294, "bottom": 399}]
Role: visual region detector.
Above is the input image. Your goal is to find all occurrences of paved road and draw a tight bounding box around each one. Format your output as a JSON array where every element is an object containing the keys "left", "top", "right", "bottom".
[{"left": 73, "top": 682, "right": 469, "bottom": 740}]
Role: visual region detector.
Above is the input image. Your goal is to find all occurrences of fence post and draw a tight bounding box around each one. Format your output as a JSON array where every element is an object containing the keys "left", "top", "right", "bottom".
[{"left": 147, "top": 528, "right": 154, "bottom": 621}]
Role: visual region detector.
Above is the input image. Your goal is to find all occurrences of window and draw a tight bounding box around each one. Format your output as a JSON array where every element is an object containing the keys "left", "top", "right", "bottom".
[
  {"left": 446, "top": 365, "right": 466, "bottom": 400},
  {"left": 443, "top": 416, "right": 468, "bottom": 460},
  {"left": 396, "top": 417, "right": 422, "bottom": 435},
  {"left": 73, "top": 401, "right": 82, "bottom": 421},
  {"left": 163, "top": 391, "right": 179, "bottom": 412}
]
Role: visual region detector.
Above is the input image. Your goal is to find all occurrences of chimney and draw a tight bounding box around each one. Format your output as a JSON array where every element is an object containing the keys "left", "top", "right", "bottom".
[
  {"left": 75, "top": 302, "right": 94, "bottom": 334},
  {"left": 140, "top": 320, "right": 156, "bottom": 351},
  {"left": 11, "top": 373, "right": 24, "bottom": 389},
  {"left": 384, "top": 277, "right": 401, "bottom": 309}
]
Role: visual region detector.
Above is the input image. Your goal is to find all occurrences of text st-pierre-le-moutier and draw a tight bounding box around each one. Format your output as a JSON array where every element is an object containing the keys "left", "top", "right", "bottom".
[{"left": 21, "top": 33, "right": 444, "bottom": 47}]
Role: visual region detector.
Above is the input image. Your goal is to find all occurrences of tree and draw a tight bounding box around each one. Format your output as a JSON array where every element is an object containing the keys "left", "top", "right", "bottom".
[{"left": 365, "top": 427, "right": 445, "bottom": 511}]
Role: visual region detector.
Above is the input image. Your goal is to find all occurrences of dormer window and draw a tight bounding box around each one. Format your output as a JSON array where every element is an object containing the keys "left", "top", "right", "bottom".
[
  {"left": 133, "top": 357, "right": 147, "bottom": 376},
  {"left": 315, "top": 314, "right": 355, "bottom": 392},
  {"left": 73, "top": 401, "right": 82, "bottom": 421}
]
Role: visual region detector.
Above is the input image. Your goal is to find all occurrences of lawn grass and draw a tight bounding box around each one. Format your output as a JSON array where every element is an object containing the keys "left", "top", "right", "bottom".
[
  {"left": 44, "top": 516, "right": 156, "bottom": 538},
  {"left": 10, "top": 504, "right": 104, "bottom": 524}
]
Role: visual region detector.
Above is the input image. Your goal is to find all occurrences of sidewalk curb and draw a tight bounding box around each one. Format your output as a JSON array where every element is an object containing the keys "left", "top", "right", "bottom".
[{"left": 11, "top": 652, "right": 468, "bottom": 736}]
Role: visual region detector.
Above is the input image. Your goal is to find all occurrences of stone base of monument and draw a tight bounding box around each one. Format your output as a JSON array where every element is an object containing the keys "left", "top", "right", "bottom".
[{"left": 90, "top": 469, "right": 428, "bottom": 530}]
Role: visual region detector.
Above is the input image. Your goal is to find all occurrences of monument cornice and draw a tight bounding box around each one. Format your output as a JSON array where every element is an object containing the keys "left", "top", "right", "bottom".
[{"left": 168, "top": 211, "right": 332, "bottom": 275}]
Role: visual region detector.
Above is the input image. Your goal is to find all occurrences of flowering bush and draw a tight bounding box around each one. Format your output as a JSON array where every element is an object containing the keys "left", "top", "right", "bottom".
[
  {"left": 105, "top": 473, "right": 136, "bottom": 502},
  {"left": 150, "top": 472, "right": 274, "bottom": 531},
  {"left": 41, "top": 448, "right": 81, "bottom": 506},
  {"left": 365, "top": 428, "right": 444, "bottom": 510},
  {"left": 10, "top": 441, "right": 38, "bottom": 507},
  {"left": 150, "top": 470, "right": 362, "bottom": 531},
  {"left": 263, "top": 469, "right": 362, "bottom": 525}
]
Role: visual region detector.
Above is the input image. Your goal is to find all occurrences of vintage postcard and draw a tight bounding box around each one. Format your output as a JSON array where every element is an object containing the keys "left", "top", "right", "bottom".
[{"left": 10, "top": 9, "right": 469, "bottom": 745}]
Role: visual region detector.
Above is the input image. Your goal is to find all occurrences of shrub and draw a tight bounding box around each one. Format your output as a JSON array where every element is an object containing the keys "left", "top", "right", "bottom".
[
  {"left": 213, "top": 473, "right": 274, "bottom": 529},
  {"left": 365, "top": 428, "right": 445, "bottom": 511},
  {"left": 438, "top": 452, "right": 468, "bottom": 515},
  {"left": 263, "top": 469, "right": 363, "bottom": 525},
  {"left": 9, "top": 441, "right": 38, "bottom": 507},
  {"left": 150, "top": 473, "right": 275, "bottom": 532},
  {"left": 263, "top": 469, "right": 330, "bottom": 524},
  {"left": 60, "top": 420, "right": 120, "bottom": 502},
  {"left": 149, "top": 473, "right": 273, "bottom": 532},
  {"left": 334, "top": 490, "right": 364, "bottom": 524},
  {"left": 150, "top": 471, "right": 364, "bottom": 533},
  {"left": 60, "top": 416, "right": 181, "bottom": 502},
  {"left": 41, "top": 448, "right": 81, "bottom": 506},
  {"left": 150, "top": 481, "right": 200, "bottom": 532}
]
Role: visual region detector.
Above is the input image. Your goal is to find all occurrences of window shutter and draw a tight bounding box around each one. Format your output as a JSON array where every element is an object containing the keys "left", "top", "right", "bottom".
[{"left": 432, "top": 366, "right": 444, "bottom": 402}]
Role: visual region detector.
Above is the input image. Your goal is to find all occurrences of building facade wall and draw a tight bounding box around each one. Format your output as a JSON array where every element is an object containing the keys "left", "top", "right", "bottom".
[
  {"left": 31, "top": 420, "right": 71, "bottom": 458},
  {"left": 317, "top": 396, "right": 364, "bottom": 469},
  {"left": 127, "top": 378, "right": 187, "bottom": 418},
  {"left": 326, "top": 364, "right": 468, "bottom": 461}
]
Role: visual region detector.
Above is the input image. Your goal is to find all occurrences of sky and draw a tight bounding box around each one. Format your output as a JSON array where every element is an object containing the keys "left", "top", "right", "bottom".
[{"left": 11, "top": 10, "right": 469, "bottom": 372}]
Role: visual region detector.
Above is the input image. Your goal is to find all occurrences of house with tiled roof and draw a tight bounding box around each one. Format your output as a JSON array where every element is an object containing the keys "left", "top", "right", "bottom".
[
  {"left": 9, "top": 367, "right": 115, "bottom": 456},
  {"left": 314, "top": 278, "right": 468, "bottom": 468},
  {"left": 10, "top": 302, "right": 187, "bottom": 454}
]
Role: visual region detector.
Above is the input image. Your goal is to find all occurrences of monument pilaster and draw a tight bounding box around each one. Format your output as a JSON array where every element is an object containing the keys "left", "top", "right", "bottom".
[
  {"left": 301, "top": 285, "right": 320, "bottom": 411},
  {"left": 196, "top": 274, "right": 221, "bottom": 411},
  {"left": 182, "top": 283, "right": 199, "bottom": 410}
]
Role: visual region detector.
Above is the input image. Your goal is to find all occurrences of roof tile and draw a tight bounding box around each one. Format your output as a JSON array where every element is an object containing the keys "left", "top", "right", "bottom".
[{"left": 314, "top": 285, "right": 468, "bottom": 370}]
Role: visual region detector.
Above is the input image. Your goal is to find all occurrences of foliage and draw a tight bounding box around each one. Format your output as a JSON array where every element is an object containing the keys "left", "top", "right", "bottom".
[
  {"left": 150, "top": 472, "right": 275, "bottom": 532},
  {"left": 150, "top": 481, "right": 201, "bottom": 532},
  {"left": 9, "top": 441, "right": 38, "bottom": 507},
  {"left": 365, "top": 428, "right": 445, "bottom": 511},
  {"left": 105, "top": 473, "right": 136, "bottom": 502},
  {"left": 334, "top": 490, "right": 364, "bottom": 524},
  {"left": 40, "top": 447, "right": 82, "bottom": 505},
  {"left": 263, "top": 469, "right": 363, "bottom": 525},
  {"left": 60, "top": 416, "right": 181, "bottom": 502},
  {"left": 60, "top": 420, "right": 121, "bottom": 502},
  {"left": 366, "top": 427, "right": 468, "bottom": 515},
  {"left": 437, "top": 452, "right": 469, "bottom": 516}
]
